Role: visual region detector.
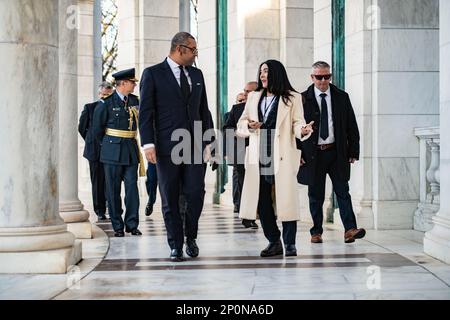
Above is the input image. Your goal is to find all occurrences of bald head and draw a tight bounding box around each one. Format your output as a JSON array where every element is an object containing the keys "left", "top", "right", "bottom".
[{"left": 243, "top": 81, "right": 258, "bottom": 100}]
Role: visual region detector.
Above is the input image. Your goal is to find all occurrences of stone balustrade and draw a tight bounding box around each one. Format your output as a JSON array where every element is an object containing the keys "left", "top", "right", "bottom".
[{"left": 414, "top": 127, "right": 440, "bottom": 232}]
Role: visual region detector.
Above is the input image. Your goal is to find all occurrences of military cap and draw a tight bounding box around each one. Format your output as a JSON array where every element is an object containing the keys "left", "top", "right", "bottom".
[{"left": 112, "top": 68, "right": 138, "bottom": 82}]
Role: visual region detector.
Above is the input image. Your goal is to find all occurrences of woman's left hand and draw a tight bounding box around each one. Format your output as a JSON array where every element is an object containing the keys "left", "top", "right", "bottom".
[{"left": 301, "top": 121, "right": 314, "bottom": 136}]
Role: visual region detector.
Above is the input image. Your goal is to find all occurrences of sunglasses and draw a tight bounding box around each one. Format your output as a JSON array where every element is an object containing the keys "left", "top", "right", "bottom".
[{"left": 313, "top": 74, "right": 332, "bottom": 81}]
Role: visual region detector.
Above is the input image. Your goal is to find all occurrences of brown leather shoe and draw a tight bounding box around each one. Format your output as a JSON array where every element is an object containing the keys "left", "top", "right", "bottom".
[
  {"left": 311, "top": 234, "right": 323, "bottom": 243},
  {"left": 344, "top": 228, "right": 366, "bottom": 243}
]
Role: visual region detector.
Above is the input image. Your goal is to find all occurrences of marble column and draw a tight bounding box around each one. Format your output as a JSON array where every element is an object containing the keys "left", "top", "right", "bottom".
[
  {"left": 179, "top": 0, "right": 191, "bottom": 32},
  {"left": 424, "top": 0, "right": 450, "bottom": 263},
  {"left": 78, "top": 0, "right": 95, "bottom": 193},
  {"left": 117, "top": 0, "right": 179, "bottom": 77},
  {"left": 59, "top": 0, "right": 92, "bottom": 239},
  {"left": 93, "top": 0, "right": 103, "bottom": 96},
  {"left": 0, "top": 0, "right": 81, "bottom": 273}
]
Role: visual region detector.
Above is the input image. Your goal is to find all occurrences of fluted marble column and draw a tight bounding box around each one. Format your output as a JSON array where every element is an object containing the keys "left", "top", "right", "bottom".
[
  {"left": 424, "top": 0, "right": 450, "bottom": 263},
  {"left": 0, "top": 0, "right": 81, "bottom": 273},
  {"left": 59, "top": 0, "right": 92, "bottom": 239}
]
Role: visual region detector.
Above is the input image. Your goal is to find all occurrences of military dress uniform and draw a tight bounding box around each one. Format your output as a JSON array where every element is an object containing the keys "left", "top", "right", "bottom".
[{"left": 92, "top": 69, "right": 145, "bottom": 237}]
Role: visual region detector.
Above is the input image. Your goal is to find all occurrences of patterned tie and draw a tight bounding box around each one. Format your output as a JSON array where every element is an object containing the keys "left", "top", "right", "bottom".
[
  {"left": 179, "top": 65, "right": 190, "bottom": 101},
  {"left": 320, "top": 93, "right": 329, "bottom": 140}
]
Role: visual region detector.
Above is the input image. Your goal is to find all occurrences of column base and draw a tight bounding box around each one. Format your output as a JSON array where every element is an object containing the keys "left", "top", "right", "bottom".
[
  {"left": 0, "top": 241, "right": 81, "bottom": 274},
  {"left": 372, "top": 200, "right": 417, "bottom": 229},
  {"left": 414, "top": 203, "right": 439, "bottom": 232},
  {"left": 67, "top": 221, "right": 92, "bottom": 239},
  {"left": 424, "top": 214, "right": 450, "bottom": 264}
]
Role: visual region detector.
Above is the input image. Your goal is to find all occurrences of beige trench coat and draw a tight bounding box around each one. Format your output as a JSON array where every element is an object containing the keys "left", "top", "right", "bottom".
[{"left": 236, "top": 91, "right": 311, "bottom": 222}]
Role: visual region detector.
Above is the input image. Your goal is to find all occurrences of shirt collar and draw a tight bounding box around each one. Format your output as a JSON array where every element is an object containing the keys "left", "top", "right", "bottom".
[
  {"left": 314, "top": 86, "right": 331, "bottom": 98},
  {"left": 116, "top": 90, "right": 127, "bottom": 102},
  {"left": 167, "top": 56, "right": 181, "bottom": 70}
]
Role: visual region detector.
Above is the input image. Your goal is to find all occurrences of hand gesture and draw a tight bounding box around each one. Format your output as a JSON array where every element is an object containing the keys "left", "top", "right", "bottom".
[{"left": 301, "top": 121, "right": 314, "bottom": 136}]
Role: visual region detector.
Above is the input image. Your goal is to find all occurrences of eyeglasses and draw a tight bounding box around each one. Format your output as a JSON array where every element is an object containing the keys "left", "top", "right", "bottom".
[
  {"left": 313, "top": 74, "right": 332, "bottom": 81},
  {"left": 180, "top": 45, "right": 198, "bottom": 55}
]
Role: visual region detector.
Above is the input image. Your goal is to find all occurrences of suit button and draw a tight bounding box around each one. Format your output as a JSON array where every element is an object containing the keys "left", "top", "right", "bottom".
[
  {"left": 280, "top": 157, "right": 283, "bottom": 161},
  {"left": 110, "top": 140, "right": 112, "bottom": 143}
]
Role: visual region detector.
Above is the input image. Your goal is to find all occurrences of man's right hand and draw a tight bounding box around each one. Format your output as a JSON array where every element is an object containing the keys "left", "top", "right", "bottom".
[
  {"left": 145, "top": 147, "right": 157, "bottom": 164},
  {"left": 300, "top": 158, "right": 306, "bottom": 167}
]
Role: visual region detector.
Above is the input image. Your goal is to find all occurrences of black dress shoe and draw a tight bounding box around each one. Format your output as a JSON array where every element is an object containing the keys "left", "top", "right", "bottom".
[
  {"left": 260, "top": 240, "right": 283, "bottom": 257},
  {"left": 170, "top": 249, "right": 185, "bottom": 262},
  {"left": 130, "top": 229, "right": 142, "bottom": 236},
  {"left": 185, "top": 239, "right": 199, "bottom": 258},
  {"left": 242, "top": 219, "right": 254, "bottom": 229},
  {"left": 97, "top": 214, "right": 108, "bottom": 222},
  {"left": 249, "top": 221, "right": 259, "bottom": 229},
  {"left": 114, "top": 230, "right": 125, "bottom": 237},
  {"left": 285, "top": 244, "right": 297, "bottom": 257},
  {"left": 145, "top": 202, "right": 153, "bottom": 217}
]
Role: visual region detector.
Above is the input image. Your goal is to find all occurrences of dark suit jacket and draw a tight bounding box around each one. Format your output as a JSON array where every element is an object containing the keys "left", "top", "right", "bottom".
[
  {"left": 78, "top": 101, "right": 102, "bottom": 162},
  {"left": 297, "top": 84, "right": 360, "bottom": 185},
  {"left": 139, "top": 59, "right": 214, "bottom": 157},
  {"left": 223, "top": 102, "right": 248, "bottom": 166},
  {"left": 92, "top": 91, "right": 141, "bottom": 166}
]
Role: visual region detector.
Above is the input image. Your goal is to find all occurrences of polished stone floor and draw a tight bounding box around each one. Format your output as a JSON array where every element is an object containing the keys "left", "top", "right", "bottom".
[{"left": 1, "top": 189, "right": 450, "bottom": 300}]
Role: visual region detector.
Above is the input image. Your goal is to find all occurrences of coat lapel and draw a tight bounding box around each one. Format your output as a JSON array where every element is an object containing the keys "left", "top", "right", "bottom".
[
  {"left": 187, "top": 66, "right": 199, "bottom": 104},
  {"left": 162, "top": 59, "right": 183, "bottom": 100},
  {"left": 329, "top": 84, "right": 339, "bottom": 132},
  {"left": 275, "top": 96, "right": 291, "bottom": 129}
]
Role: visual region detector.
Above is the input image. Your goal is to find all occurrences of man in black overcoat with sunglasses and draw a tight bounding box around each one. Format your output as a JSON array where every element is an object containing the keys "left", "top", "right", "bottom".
[{"left": 297, "top": 61, "right": 366, "bottom": 245}]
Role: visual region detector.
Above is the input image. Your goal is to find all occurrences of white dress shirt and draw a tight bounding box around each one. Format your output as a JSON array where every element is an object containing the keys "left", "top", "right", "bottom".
[
  {"left": 314, "top": 86, "right": 335, "bottom": 145},
  {"left": 166, "top": 56, "right": 192, "bottom": 90},
  {"left": 143, "top": 57, "right": 192, "bottom": 151}
]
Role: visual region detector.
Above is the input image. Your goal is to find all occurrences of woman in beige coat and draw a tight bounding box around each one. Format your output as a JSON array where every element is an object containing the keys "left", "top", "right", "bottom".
[{"left": 237, "top": 60, "right": 313, "bottom": 257}]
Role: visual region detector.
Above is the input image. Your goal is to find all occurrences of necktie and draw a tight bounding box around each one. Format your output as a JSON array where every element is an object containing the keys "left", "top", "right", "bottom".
[
  {"left": 320, "top": 93, "right": 329, "bottom": 140},
  {"left": 179, "top": 65, "right": 190, "bottom": 101}
]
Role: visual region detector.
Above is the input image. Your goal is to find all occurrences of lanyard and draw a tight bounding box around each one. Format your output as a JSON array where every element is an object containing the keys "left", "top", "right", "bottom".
[{"left": 263, "top": 96, "right": 277, "bottom": 121}]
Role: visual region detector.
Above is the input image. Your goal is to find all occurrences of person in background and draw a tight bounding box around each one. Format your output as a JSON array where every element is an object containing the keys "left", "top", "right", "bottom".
[
  {"left": 223, "top": 82, "right": 259, "bottom": 229},
  {"left": 78, "top": 82, "right": 114, "bottom": 222},
  {"left": 297, "top": 61, "right": 365, "bottom": 244}
]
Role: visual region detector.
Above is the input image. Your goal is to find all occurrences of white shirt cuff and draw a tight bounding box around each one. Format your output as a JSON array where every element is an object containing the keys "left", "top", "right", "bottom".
[{"left": 143, "top": 144, "right": 155, "bottom": 150}]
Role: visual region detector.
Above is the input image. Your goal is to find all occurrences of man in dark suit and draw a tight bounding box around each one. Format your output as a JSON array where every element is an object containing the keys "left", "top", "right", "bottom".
[
  {"left": 223, "top": 82, "right": 258, "bottom": 229},
  {"left": 298, "top": 61, "right": 366, "bottom": 244},
  {"left": 92, "top": 68, "right": 145, "bottom": 237},
  {"left": 78, "top": 82, "right": 113, "bottom": 221},
  {"left": 139, "top": 32, "right": 214, "bottom": 261}
]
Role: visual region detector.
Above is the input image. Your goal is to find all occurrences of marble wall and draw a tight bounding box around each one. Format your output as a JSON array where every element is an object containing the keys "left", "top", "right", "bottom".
[
  {"left": 424, "top": 0, "right": 450, "bottom": 264},
  {"left": 370, "top": 0, "right": 439, "bottom": 229},
  {"left": 117, "top": 0, "right": 179, "bottom": 78}
]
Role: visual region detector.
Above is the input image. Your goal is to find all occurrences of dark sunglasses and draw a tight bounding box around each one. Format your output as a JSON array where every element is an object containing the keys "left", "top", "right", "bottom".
[{"left": 313, "top": 74, "right": 332, "bottom": 81}]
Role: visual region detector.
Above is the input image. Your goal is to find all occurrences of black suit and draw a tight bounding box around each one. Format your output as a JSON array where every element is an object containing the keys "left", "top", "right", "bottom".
[
  {"left": 78, "top": 101, "right": 106, "bottom": 217},
  {"left": 223, "top": 103, "right": 248, "bottom": 211},
  {"left": 139, "top": 59, "right": 214, "bottom": 250},
  {"left": 298, "top": 84, "right": 360, "bottom": 235}
]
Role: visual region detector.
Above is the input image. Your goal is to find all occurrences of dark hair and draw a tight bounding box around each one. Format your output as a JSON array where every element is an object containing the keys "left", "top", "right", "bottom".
[
  {"left": 256, "top": 59, "right": 297, "bottom": 105},
  {"left": 170, "top": 32, "right": 195, "bottom": 52}
]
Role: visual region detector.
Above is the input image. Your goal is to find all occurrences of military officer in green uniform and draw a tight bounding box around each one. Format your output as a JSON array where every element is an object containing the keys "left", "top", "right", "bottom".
[{"left": 92, "top": 68, "right": 145, "bottom": 237}]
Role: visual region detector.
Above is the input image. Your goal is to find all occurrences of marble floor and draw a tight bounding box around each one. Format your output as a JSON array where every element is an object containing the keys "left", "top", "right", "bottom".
[{"left": 1, "top": 190, "right": 450, "bottom": 300}]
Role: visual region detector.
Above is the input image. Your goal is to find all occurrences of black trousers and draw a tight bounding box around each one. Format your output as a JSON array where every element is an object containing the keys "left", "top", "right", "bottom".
[
  {"left": 157, "top": 156, "right": 206, "bottom": 250},
  {"left": 232, "top": 164, "right": 245, "bottom": 210},
  {"left": 258, "top": 177, "right": 297, "bottom": 245},
  {"left": 104, "top": 164, "right": 140, "bottom": 232},
  {"left": 88, "top": 160, "right": 106, "bottom": 216},
  {"left": 145, "top": 163, "right": 158, "bottom": 206},
  {"left": 308, "top": 148, "right": 357, "bottom": 235}
]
